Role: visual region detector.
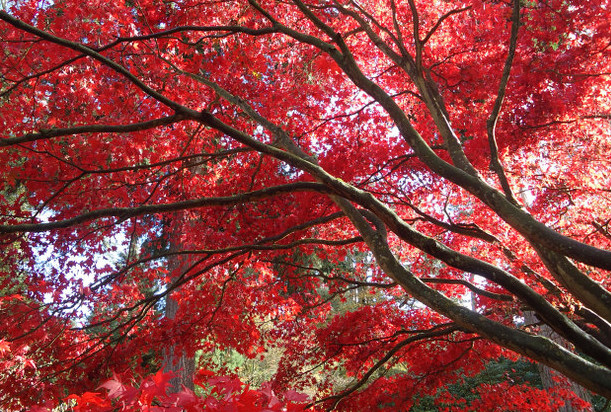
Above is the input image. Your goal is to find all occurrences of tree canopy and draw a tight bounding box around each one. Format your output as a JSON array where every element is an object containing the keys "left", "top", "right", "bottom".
[{"left": 0, "top": 0, "right": 610, "bottom": 410}]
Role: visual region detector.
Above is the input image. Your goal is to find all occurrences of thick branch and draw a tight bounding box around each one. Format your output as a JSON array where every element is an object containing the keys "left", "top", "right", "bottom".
[
  {"left": 0, "top": 182, "right": 332, "bottom": 233},
  {"left": 486, "top": 0, "right": 520, "bottom": 205},
  {"left": 0, "top": 114, "right": 185, "bottom": 146},
  {"left": 421, "top": 277, "right": 514, "bottom": 302}
]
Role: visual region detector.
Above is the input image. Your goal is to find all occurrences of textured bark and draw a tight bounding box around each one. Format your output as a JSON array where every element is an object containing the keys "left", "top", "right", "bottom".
[
  {"left": 525, "top": 312, "right": 593, "bottom": 411},
  {"left": 162, "top": 239, "right": 195, "bottom": 393},
  {"left": 163, "top": 292, "right": 196, "bottom": 392}
]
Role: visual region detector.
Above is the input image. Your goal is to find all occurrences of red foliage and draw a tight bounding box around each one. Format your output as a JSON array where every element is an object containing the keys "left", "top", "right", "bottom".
[
  {"left": 0, "top": 0, "right": 609, "bottom": 410},
  {"left": 63, "top": 370, "right": 309, "bottom": 412}
]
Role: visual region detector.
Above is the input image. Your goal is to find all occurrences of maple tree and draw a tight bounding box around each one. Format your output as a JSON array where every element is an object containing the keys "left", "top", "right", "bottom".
[{"left": 0, "top": 0, "right": 610, "bottom": 409}]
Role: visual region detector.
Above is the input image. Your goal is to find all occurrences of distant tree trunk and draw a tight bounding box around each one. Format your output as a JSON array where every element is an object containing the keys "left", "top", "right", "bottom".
[
  {"left": 525, "top": 312, "right": 593, "bottom": 411},
  {"left": 162, "top": 236, "right": 195, "bottom": 393},
  {"left": 163, "top": 290, "right": 195, "bottom": 392}
]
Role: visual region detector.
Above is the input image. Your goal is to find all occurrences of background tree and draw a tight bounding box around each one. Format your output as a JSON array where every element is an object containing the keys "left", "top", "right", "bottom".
[{"left": 0, "top": 0, "right": 610, "bottom": 410}]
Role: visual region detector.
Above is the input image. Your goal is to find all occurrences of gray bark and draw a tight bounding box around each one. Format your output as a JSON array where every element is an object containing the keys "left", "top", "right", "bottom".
[
  {"left": 525, "top": 312, "right": 593, "bottom": 411},
  {"left": 162, "top": 242, "right": 195, "bottom": 393}
]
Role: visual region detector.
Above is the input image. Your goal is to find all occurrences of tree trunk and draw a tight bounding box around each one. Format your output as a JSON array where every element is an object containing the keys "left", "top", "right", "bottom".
[
  {"left": 525, "top": 312, "right": 593, "bottom": 411},
  {"left": 163, "top": 291, "right": 196, "bottom": 392},
  {"left": 162, "top": 236, "right": 195, "bottom": 393}
]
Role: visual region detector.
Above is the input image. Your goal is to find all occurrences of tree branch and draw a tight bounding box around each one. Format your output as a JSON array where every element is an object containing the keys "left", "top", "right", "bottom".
[
  {"left": 486, "top": 0, "right": 520, "bottom": 205},
  {"left": 0, "top": 11, "right": 186, "bottom": 112},
  {"left": 1, "top": 114, "right": 185, "bottom": 146},
  {"left": 0, "top": 182, "right": 333, "bottom": 233},
  {"left": 312, "top": 324, "right": 462, "bottom": 409},
  {"left": 421, "top": 277, "right": 514, "bottom": 302}
]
